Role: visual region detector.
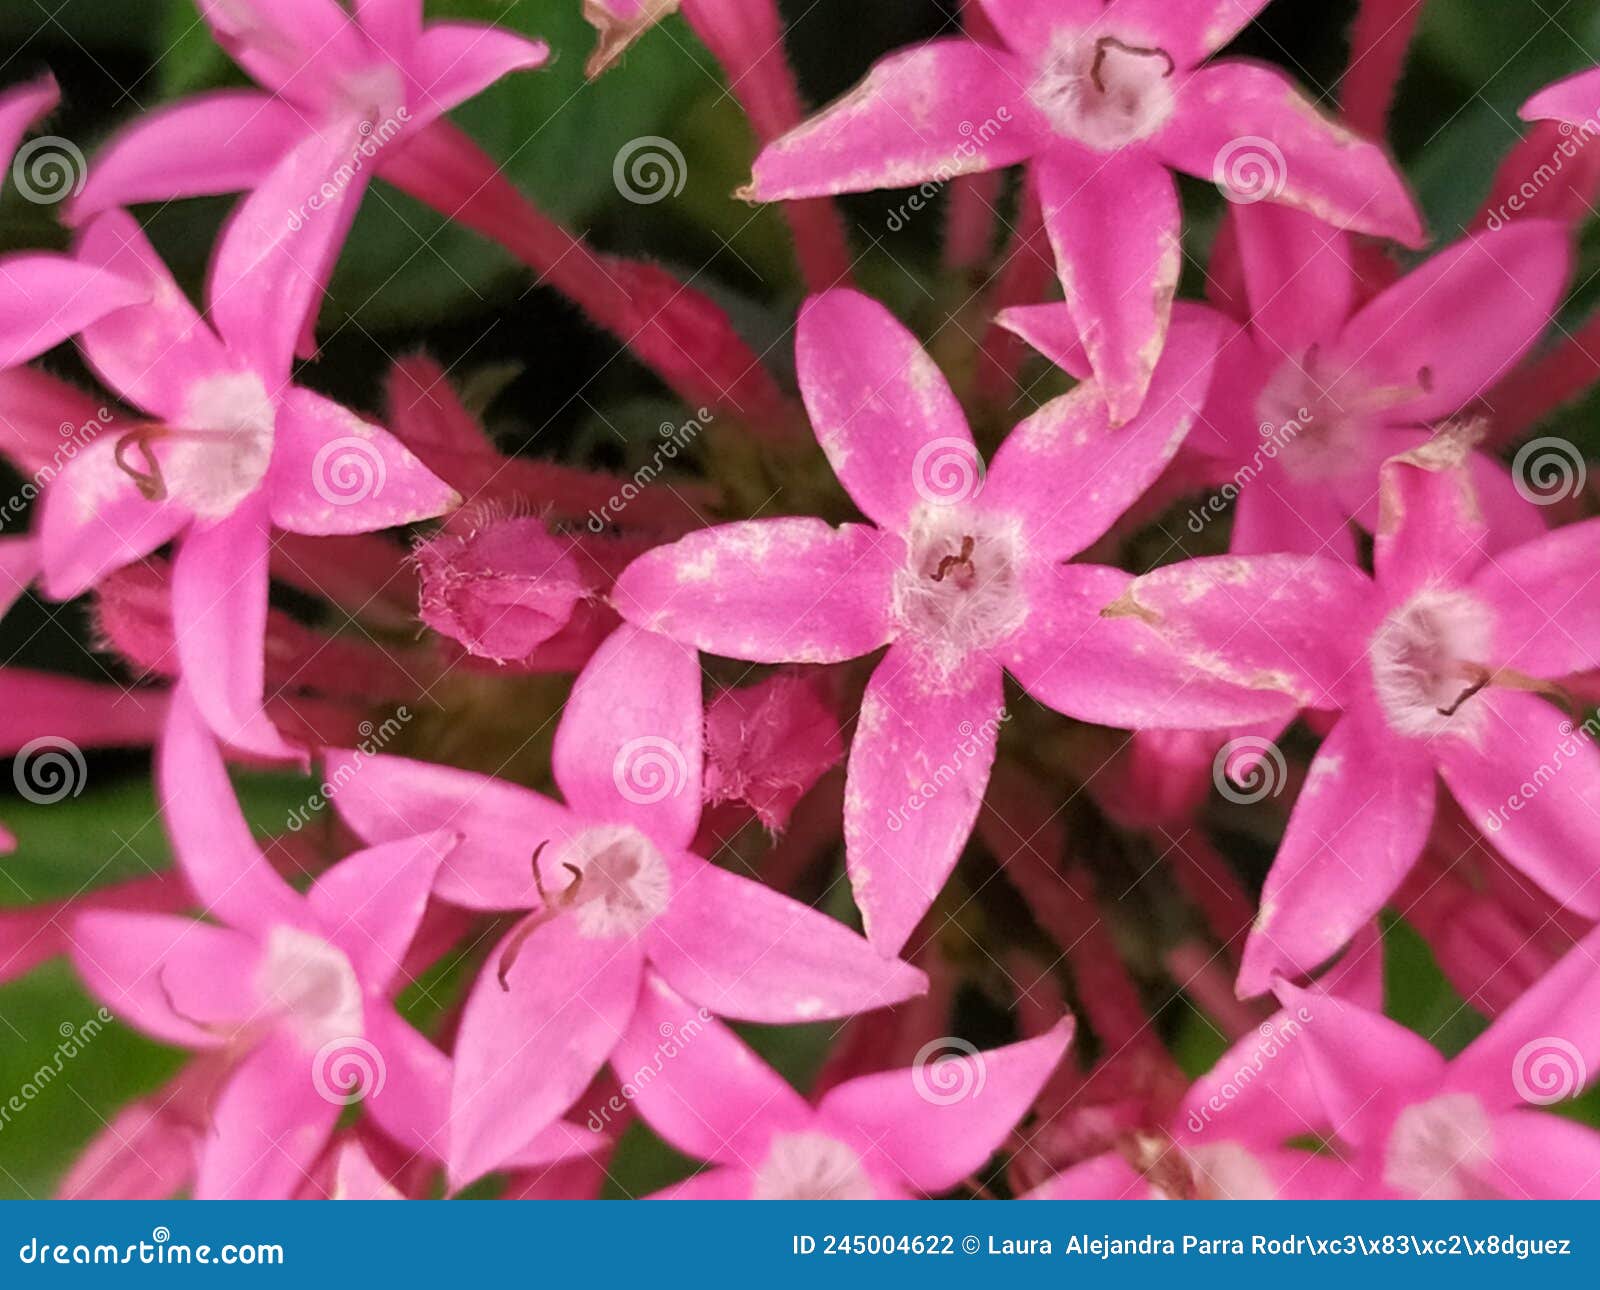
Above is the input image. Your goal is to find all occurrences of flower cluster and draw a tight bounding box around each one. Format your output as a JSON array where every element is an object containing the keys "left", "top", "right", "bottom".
[{"left": 4, "top": 0, "right": 1600, "bottom": 1201}]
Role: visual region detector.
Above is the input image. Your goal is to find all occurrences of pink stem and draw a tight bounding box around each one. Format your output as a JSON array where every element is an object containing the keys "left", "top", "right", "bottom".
[
  {"left": 684, "top": 0, "right": 853, "bottom": 289},
  {"left": 975, "top": 174, "right": 1055, "bottom": 405},
  {"left": 380, "top": 121, "right": 800, "bottom": 442},
  {"left": 942, "top": 0, "right": 1005, "bottom": 273},
  {"left": 1340, "top": 0, "right": 1427, "bottom": 139},
  {"left": 1485, "top": 309, "right": 1600, "bottom": 445}
]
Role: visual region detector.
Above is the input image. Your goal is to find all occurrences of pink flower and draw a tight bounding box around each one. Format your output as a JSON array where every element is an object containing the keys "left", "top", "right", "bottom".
[
  {"left": 37, "top": 210, "right": 457, "bottom": 758},
  {"left": 1275, "top": 917, "right": 1600, "bottom": 1198},
  {"left": 326, "top": 622, "right": 927, "bottom": 1186},
  {"left": 615, "top": 290, "right": 1236, "bottom": 951},
  {"left": 1031, "top": 929, "right": 1381, "bottom": 1199},
  {"left": 744, "top": 1, "right": 1422, "bottom": 421},
  {"left": 1111, "top": 429, "right": 1600, "bottom": 995},
  {"left": 703, "top": 671, "right": 843, "bottom": 832},
  {"left": 68, "top": 690, "right": 462, "bottom": 1198},
  {"left": 619, "top": 973, "right": 1071, "bottom": 1198},
  {"left": 72, "top": 0, "right": 548, "bottom": 242},
  {"left": 1007, "top": 209, "right": 1568, "bottom": 561}
]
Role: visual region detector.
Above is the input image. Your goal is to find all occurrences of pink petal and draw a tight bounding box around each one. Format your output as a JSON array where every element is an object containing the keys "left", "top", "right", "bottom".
[
  {"left": 332, "top": 1141, "right": 404, "bottom": 1199},
  {"left": 171, "top": 502, "right": 301, "bottom": 761},
  {"left": 839, "top": 643, "right": 1005, "bottom": 952},
  {"left": 653, "top": 1166, "right": 756, "bottom": 1200},
  {"left": 406, "top": 22, "right": 550, "bottom": 127},
  {"left": 1156, "top": 60, "right": 1424, "bottom": 247},
  {"left": 1027, "top": 1152, "right": 1144, "bottom": 1199},
  {"left": 449, "top": 917, "right": 642, "bottom": 1187},
  {"left": 75, "top": 211, "right": 232, "bottom": 420},
  {"left": 325, "top": 753, "right": 578, "bottom": 911},
  {"left": 159, "top": 685, "right": 303, "bottom": 930},
  {"left": 1471, "top": 517, "right": 1600, "bottom": 678},
  {"left": 0, "top": 254, "right": 146, "bottom": 370},
  {"left": 1101, "top": 553, "right": 1374, "bottom": 714},
  {"left": 70, "top": 92, "right": 303, "bottom": 222},
  {"left": 745, "top": 41, "right": 1044, "bottom": 201},
  {"left": 1436, "top": 691, "right": 1600, "bottom": 919},
  {"left": 1522, "top": 67, "right": 1600, "bottom": 125},
  {"left": 985, "top": 303, "right": 1218, "bottom": 558},
  {"left": 972, "top": 1, "right": 1101, "bottom": 53},
  {"left": 194, "top": 1030, "right": 340, "bottom": 1199},
  {"left": 610, "top": 971, "right": 813, "bottom": 1166},
  {"left": 1035, "top": 148, "right": 1181, "bottom": 425},
  {"left": 267, "top": 387, "right": 459, "bottom": 535},
  {"left": 0, "top": 536, "right": 38, "bottom": 617},
  {"left": 1271, "top": 979, "right": 1447, "bottom": 1147},
  {"left": 208, "top": 124, "right": 370, "bottom": 380},
  {"left": 69, "top": 910, "right": 259, "bottom": 1049},
  {"left": 1372, "top": 432, "right": 1489, "bottom": 600},
  {"left": 356, "top": 0, "right": 423, "bottom": 54},
  {"left": 1004, "top": 563, "right": 1315, "bottom": 729},
  {"left": 1237, "top": 704, "right": 1436, "bottom": 997},
  {"left": 0, "top": 72, "right": 58, "bottom": 166},
  {"left": 1231, "top": 471, "right": 1359, "bottom": 565},
  {"left": 613, "top": 519, "right": 898, "bottom": 664},
  {"left": 1485, "top": 1110, "right": 1600, "bottom": 1199},
  {"left": 552, "top": 624, "right": 703, "bottom": 851},
  {"left": 1334, "top": 222, "right": 1571, "bottom": 424},
  {"left": 1233, "top": 202, "right": 1356, "bottom": 355},
  {"left": 1449, "top": 920, "right": 1600, "bottom": 1110},
  {"left": 797, "top": 289, "right": 976, "bottom": 531},
  {"left": 994, "top": 301, "right": 1091, "bottom": 379},
  {"left": 817, "top": 1019, "right": 1072, "bottom": 1193},
  {"left": 37, "top": 436, "right": 191, "bottom": 600},
  {"left": 649, "top": 851, "right": 928, "bottom": 1021},
  {"left": 359, "top": 1004, "right": 451, "bottom": 1160},
  {"left": 307, "top": 832, "right": 454, "bottom": 991},
  {"left": 196, "top": 0, "right": 366, "bottom": 101}
]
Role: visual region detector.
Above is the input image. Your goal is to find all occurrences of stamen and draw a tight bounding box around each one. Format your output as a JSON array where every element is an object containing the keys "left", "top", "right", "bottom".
[
  {"left": 114, "top": 426, "right": 170, "bottom": 502},
  {"left": 931, "top": 535, "right": 976, "bottom": 584},
  {"left": 1090, "top": 36, "right": 1176, "bottom": 94},
  {"left": 1436, "top": 663, "right": 1578, "bottom": 719},
  {"left": 157, "top": 964, "right": 220, "bottom": 1033},
  {"left": 498, "top": 842, "right": 583, "bottom": 991},
  {"left": 1437, "top": 663, "right": 1491, "bottom": 717}
]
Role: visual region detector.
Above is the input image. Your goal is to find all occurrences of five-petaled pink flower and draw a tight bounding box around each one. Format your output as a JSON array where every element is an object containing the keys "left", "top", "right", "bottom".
[
  {"left": 327, "top": 622, "right": 927, "bottom": 1186},
  {"left": 620, "top": 973, "right": 1072, "bottom": 1199},
  {"left": 744, "top": 0, "right": 1423, "bottom": 422},
  {"left": 616, "top": 290, "right": 1251, "bottom": 952}
]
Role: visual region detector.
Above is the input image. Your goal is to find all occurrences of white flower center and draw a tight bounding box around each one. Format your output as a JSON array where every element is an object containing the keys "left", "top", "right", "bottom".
[
  {"left": 1368, "top": 589, "right": 1495, "bottom": 741},
  {"left": 1181, "top": 1142, "right": 1277, "bottom": 1200},
  {"left": 753, "top": 1132, "right": 874, "bottom": 1200},
  {"left": 1029, "top": 30, "right": 1177, "bottom": 150},
  {"left": 892, "top": 505, "right": 1029, "bottom": 672},
  {"left": 555, "top": 824, "right": 672, "bottom": 940},
  {"left": 167, "top": 371, "right": 276, "bottom": 518},
  {"left": 255, "top": 925, "right": 363, "bottom": 1051},
  {"left": 1384, "top": 1093, "right": 1498, "bottom": 1199}
]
